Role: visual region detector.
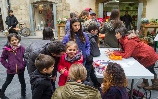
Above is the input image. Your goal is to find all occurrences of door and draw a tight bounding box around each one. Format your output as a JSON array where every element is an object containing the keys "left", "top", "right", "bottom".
[{"left": 0, "top": 5, "right": 4, "bottom": 31}]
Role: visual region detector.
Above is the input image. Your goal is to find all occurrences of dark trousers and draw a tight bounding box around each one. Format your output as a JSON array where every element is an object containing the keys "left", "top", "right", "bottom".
[
  {"left": 51, "top": 80, "right": 56, "bottom": 91},
  {"left": 85, "top": 61, "right": 101, "bottom": 87},
  {"left": 146, "top": 65, "right": 156, "bottom": 75},
  {"left": 1, "top": 72, "right": 26, "bottom": 96}
]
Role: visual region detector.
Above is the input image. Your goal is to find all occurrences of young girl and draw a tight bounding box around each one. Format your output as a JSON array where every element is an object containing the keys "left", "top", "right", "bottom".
[
  {"left": 58, "top": 41, "right": 83, "bottom": 86},
  {"left": 101, "top": 62, "right": 128, "bottom": 99},
  {"left": 62, "top": 17, "right": 90, "bottom": 65},
  {"left": 0, "top": 33, "right": 26, "bottom": 99}
]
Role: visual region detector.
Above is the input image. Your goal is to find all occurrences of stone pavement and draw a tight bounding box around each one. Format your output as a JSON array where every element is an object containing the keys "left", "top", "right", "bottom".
[{"left": 0, "top": 37, "right": 158, "bottom": 99}]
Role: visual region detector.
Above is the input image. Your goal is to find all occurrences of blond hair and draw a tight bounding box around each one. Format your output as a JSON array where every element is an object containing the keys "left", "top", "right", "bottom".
[
  {"left": 66, "top": 41, "right": 78, "bottom": 49},
  {"left": 68, "top": 63, "right": 87, "bottom": 81}
]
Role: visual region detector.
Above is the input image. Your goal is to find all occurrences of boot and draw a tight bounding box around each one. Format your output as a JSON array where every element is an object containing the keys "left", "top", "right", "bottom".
[
  {"left": 0, "top": 89, "right": 9, "bottom": 99},
  {"left": 144, "top": 76, "right": 158, "bottom": 90},
  {"left": 137, "top": 79, "right": 149, "bottom": 88}
]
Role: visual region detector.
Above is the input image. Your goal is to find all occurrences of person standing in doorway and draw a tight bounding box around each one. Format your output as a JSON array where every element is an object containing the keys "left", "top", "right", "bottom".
[
  {"left": 5, "top": 10, "right": 18, "bottom": 34},
  {"left": 122, "top": 11, "right": 132, "bottom": 30}
]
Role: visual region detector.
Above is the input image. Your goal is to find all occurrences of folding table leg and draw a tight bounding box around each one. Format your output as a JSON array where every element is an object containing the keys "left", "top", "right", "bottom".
[{"left": 130, "top": 79, "right": 134, "bottom": 99}]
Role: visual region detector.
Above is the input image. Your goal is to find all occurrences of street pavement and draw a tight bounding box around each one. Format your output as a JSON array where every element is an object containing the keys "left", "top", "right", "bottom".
[{"left": 0, "top": 37, "right": 158, "bottom": 99}]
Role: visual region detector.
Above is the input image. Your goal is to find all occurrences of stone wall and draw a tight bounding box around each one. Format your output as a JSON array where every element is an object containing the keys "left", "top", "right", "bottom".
[
  {"left": 10, "top": 0, "right": 30, "bottom": 28},
  {"left": 66, "top": 0, "right": 96, "bottom": 15}
]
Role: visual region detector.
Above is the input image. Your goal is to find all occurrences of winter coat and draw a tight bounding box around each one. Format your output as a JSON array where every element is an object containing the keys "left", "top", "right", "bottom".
[
  {"left": 52, "top": 81, "right": 101, "bottom": 99},
  {"left": 102, "top": 86, "right": 128, "bottom": 99},
  {"left": 86, "top": 32, "right": 100, "bottom": 63},
  {"left": 5, "top": 15, "right": 18, "bottom": 28},
  {"left": 24, "top": 40, "right": 59, "bottom": 77},
  {"left": 1, "top": 45, "right": 26, "bottom": 74},
  {"left": 30, "top": 69, "right": 53, "bottom": 99},
  {"left": 100, "top": 20, "right": 124, "bottom": 48},
  {"left": 113, "top": 36, "right": 158, "bottom": 67},
  {"left": 58, "top": 52, "right": 83, "bottom": 86},
  {"left": 62, "top": 32, "right": 90, "bottom": 60}
]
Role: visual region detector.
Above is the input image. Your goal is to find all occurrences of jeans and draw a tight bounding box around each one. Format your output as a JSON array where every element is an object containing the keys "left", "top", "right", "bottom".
[{"left": 1, "top": 72, "right": 26, "bottom": 96}]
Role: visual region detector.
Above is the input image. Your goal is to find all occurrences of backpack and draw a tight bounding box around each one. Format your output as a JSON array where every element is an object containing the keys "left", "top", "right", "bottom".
[{"left": 89, "top": 35, "right": 100, "bottom": 57}]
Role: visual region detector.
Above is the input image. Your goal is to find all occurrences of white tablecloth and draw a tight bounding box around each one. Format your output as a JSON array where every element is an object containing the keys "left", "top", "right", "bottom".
[{"left": 93, "top": 48, "right": 154, "bottom": 79}]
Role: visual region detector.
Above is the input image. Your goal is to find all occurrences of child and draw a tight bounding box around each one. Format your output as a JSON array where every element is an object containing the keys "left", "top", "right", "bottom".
[
  {"left": 62, "top": 17, "right": 90, "bottom": 70},
  {"left": 30, "top": 54, "right": 55, "bottom": 99},
  {"left": 52, "top": 63, "right": 101, "bottom": 99},
  {"left": 86, "top": 24, "right": 101, "bottom": 88},
  {"left": 0, "top": 33, "right": 26, "bottom": 99},
  {"left": 101, "top": 62, "right": 128, "bottom": 99},
  {"left": 58, "top": 41, "right": 83, "bottom": 86}
]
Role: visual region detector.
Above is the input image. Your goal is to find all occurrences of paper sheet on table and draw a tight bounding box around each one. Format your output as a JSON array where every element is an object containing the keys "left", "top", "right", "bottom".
[
  {"left": 119, "top": 63, "right": 130, "bottom": 67},
  {"left": 127, "top": 61, "right": 135, "bottom": 65},
  {"left": 119, "top": 61, "right": 135, "bottom": 67}
]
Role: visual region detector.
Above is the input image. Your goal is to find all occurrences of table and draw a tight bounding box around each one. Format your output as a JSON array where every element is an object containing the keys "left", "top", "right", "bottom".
[
  {"left": 93, "top": 48, "right": 154, "bottom": 99},
  {"left": 57, "top": 24, "right": 65, "bottom": 40},
  {"left": 141, "top": 24, "right": 158, "bottom": 37}
]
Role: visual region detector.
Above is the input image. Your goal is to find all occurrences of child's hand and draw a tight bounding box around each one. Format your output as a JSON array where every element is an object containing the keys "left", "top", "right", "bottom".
[{"left": 60, "top": 68, "right": 66, "bottom": 74}]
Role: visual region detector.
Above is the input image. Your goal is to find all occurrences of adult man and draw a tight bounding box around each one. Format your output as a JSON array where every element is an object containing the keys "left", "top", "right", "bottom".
[
  {"left": 89, "top": 11, "right": 100, "bottom": 27},
  {"left": 123, "top": 11, "right": 132, "bottom": 30},
  {"left": 24, "top": 41, "right": 66, "bottom": 90},
  {"left": 5, "top": 10, "right": 18, "bottom": 33}
]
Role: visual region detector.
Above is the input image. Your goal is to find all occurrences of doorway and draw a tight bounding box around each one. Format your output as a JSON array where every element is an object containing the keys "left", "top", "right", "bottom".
[
  {"left": 0, "top": 7, "right": 4, "bottom": 31},
  {"left": 33, "top": 1, "right": 55, "bottom": 31}
]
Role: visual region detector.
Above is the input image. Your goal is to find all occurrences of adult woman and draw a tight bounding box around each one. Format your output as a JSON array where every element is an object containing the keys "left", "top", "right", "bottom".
[
  {"left": 108, "top": 27, "right": 158, "bottom": 90},
  {"left": 52, "top": 63, "right": 101, "bottom": 99},
  {"left": 100, "top": 9, "right": 124, "bottom": 48},
  {"left": 101, "top": 62, "right": 128, "bottom": 99}
]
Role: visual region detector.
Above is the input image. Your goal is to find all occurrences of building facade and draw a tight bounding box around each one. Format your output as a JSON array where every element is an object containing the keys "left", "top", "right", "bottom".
[{"left": 0, "top": 0, "right": 156, "bottom": 35}]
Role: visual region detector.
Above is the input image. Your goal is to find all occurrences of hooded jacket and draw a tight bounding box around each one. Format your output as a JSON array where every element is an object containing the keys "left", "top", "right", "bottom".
[
  {"left": 30, "top": 69, "right": 53, "bottom": 99},
  {"left": 113, "top": 36, "right": 158, "bottom": 67},
  {"left": 58, "top": 52, "right": 83, "bottom": 86},
  {"left": 100, "top": 20, "right": 124, "bottom": 48},
  {"left": 1, "top": 45, "right": 26, "bottom": 74},
  {"left": 52, "top": 82, "right": 101, "bottom": 99}
]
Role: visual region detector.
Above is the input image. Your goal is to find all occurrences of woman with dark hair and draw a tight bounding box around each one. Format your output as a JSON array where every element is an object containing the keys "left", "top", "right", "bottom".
[
  {"left": 101, "top": 62, "right": 128, "bottom": 99},
  {"left": 79, "top": 10, "right": 89, "bottom": 23},
  {"left": 107, "top": 27, "right": 158, "bottom": 90},
  {"left": 43, "top": 27, "right": 55, "bottom": 41},
  {"left": 62, "top": 17, "right": 90, "bottom": 68},
  {"left": 100, "top": 9, "right": 124, "bottom": 48}
]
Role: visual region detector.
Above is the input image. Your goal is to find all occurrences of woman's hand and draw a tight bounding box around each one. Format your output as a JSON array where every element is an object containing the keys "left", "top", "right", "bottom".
[{"left": 105, "top": 49, "right": 114, "bottom": 55}]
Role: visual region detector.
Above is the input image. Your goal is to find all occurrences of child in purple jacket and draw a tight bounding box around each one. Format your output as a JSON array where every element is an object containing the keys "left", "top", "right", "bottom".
[{"left": 0, "top": 33, "right": 26, "bottom": 99}]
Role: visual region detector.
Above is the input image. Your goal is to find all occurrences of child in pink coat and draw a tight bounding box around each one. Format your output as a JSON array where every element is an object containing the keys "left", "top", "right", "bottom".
[{"left": 58, "top": 41, "right": 83, "bottom": 86}]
